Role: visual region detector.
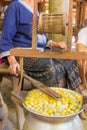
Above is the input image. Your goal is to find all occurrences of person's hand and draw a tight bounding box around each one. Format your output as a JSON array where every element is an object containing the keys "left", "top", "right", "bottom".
[
  {"left": 51, "top": 41, "right": 67, "bottom": 50},
  {"left": 8, "top": 61, "right": 20, "bottom": 76},
  {"left": 7, "top": 56, "right": 20, "bottom": 76}
]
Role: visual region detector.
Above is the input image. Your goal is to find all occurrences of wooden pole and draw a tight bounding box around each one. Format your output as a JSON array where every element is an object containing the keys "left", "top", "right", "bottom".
[
  {"left": 32, "top": 0, "right": 38, "bottom": 50},
  {"left": 67, "top": 0, "right": 73, "bottom": 51}
]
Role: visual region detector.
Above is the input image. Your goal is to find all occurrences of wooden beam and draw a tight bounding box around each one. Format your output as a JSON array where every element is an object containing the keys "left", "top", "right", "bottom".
[
  {"left": 73, "top": 0, "right": 82, "bottom": 2},
  {"left": 10, "top": 48, "right": 87, "bottom": 60}
]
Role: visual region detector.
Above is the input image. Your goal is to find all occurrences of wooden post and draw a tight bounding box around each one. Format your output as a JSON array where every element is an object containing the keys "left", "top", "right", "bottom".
[
  {"left": 76, "top": 2, "right": 81, "bottom": 26},
  {"left": 32, "top": 0, "right": 38, "bottom": 50},
  {"left": 67, "top": 0, "right": 73, "bottom": 51},
  {"left": 81, "top": 0, "right": 86, "bottom": 23}
]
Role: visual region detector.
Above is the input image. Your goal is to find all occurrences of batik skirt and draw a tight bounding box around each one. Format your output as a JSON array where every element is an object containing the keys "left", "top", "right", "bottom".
[{"left": 23, "top": 56, "right": 81, "bottom": 90}]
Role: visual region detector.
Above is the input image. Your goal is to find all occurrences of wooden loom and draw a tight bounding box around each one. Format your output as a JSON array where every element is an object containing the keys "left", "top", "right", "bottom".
[
  {"left": 10, "top": 0, "right": 87, "bottom": 87},
  {"left": 10, "top": 0, "right": 87, "bottom": 58}
]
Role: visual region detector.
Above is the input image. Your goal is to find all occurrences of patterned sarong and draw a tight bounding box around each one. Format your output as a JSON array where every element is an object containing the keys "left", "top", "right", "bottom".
[
  {"left": 23, "top": 52, "right": 81, "bottom": 90},
  {"left": 4, "top": 48, "right": 81, "bottom": 90}
]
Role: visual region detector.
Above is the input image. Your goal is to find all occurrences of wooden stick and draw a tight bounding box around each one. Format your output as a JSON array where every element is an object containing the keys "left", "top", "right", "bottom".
[{"left": 17, "top": 71, "right": 62, "bottom": 99}]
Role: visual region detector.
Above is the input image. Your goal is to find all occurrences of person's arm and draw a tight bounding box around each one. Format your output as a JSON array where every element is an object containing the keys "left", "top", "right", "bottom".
[
  {"left": 37, "top": 33, "right": 67, "bottom": 50},
  {"left": 76, "top": 28, "right": 87, "bottom": 53},
  {"left": 49, "top": 41, "right": 67, "bottom": 50},
  {"left": 76, "top": 43, "right": 87, "bottom": 53},
  {"left": 0, "top": 4, "right": 20, "bottom": 76},
  {"left": 0, "top": 4, "right": 18, "bottom": 57},
  {"left": 45, "top": 36, "right": 67, "bottom": 50}
]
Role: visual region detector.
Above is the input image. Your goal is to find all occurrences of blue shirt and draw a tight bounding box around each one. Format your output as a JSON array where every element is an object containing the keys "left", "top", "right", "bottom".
[{"left": 0, "top": 0, "right": 48, "bottom": 58}]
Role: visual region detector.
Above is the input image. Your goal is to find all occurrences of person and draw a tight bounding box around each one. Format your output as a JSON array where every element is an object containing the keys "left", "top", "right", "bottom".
[
  {"left": 76, "top": 18, "right": 87, "bottom": 83},
  {"left": 0, "top": 0, "right": 82, "bottom": 91}
]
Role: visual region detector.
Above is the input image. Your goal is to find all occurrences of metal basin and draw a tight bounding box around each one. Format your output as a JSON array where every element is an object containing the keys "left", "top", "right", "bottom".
[
  {"left": 23, "top": 88, "right": 83, "bottom": 130},
  {"left": 23, "top": 111, "right": 83, "bottom": 130}
]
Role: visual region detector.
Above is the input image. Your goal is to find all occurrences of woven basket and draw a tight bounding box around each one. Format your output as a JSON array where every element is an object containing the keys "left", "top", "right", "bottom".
[{"left": 38, "top": 13, "right": 66, "bottom": 34}]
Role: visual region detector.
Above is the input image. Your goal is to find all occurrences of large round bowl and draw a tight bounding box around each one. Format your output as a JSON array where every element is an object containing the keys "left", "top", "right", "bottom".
[{"left": 23, "top": 88, "right": 83, "bottom": 130}]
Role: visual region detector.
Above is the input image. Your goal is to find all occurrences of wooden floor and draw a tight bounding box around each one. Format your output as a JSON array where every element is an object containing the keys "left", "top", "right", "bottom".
[{"left": 0, "top": 78, "right": 87, "bottom": 130}]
